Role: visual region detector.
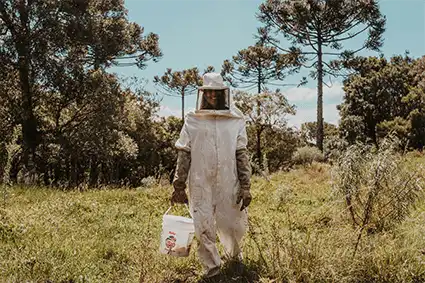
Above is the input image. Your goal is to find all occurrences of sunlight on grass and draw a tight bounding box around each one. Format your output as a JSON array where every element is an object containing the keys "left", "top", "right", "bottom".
[{"left": 1, "top": 159, "right": 425, "bottom": 282}]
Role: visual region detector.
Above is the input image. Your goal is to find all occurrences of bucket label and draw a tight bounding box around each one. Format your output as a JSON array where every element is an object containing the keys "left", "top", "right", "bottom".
[
  {"left": 160, "top": 219, "right": 195, "bottom": 258},
  {"left": 165, "top": 234, "right": 177, "bottom": 250}
]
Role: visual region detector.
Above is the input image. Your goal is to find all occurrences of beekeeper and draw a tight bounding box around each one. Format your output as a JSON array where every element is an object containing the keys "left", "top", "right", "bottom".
[{"left": 171, "top": 73, "right": 252, "bottom": 278}]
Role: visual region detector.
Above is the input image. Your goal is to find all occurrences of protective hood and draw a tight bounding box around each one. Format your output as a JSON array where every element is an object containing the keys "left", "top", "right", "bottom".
[{"left": 193, "top": 73, "right": 245, "bottom": 119}]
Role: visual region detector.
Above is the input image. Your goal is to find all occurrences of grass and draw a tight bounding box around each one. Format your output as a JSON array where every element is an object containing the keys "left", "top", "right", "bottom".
[{"left": 1, "top": 158, "right": 425, "bottom": 282}]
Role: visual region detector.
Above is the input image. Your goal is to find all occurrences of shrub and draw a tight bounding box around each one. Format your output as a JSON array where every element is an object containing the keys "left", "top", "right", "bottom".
[
  {"left": 323, "top": 135, "right": 349, "bottom": 163},
  {"left": 139, "top": 176, "right": 157, "bottom": 188},
  {"left": 332, "top": 137, "right": 424, "bottom": 233},
  {"left": 292, "top": 146, "right": 324, "bottom": 166}
]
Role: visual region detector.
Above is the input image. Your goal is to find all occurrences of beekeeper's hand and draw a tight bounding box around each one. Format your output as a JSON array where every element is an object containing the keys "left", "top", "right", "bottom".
[
  {"left": 171, "top": 190, "right": 189, "bottom": 205},
  {"left": 236, "top": 187, "right": 252, "bottom": 211}
]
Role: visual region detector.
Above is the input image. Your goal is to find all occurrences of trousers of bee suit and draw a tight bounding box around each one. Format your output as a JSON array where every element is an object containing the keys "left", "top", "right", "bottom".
[{"left": 175, "top": 107, "right": 249, "bottom": 275}]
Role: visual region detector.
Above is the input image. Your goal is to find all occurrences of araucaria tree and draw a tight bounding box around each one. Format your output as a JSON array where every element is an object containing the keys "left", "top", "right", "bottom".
[
  {"left": 154, "top": 67, "right": 214, "bottom": 122},
  {"left": 221, "top": 39, "right": 300, "bottom": 165},
  {"left": 258, "top": 0, "right": 386, "bottom": 151}
]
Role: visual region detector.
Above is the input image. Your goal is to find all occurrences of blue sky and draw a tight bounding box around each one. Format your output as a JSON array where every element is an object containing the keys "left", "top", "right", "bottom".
[{"left": 111, "top": 0, "right": 425, "bottom": 128}]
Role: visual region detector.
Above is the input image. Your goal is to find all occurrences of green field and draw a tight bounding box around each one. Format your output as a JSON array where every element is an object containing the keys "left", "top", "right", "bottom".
[{"left": 1, "top": 161, "right": 425, "bottom": 282}]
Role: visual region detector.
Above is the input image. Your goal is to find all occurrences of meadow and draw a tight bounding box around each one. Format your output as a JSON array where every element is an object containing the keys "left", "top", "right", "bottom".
[{"left": 1, "top": 157, "right": 425, "bottom": 282}]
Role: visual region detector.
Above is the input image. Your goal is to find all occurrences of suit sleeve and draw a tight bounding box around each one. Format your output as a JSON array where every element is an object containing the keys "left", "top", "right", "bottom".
[
  {"left": 236, "top": 121, "right": 251, "bottom": 190},
  {"left": 173, "top": 123, "right": 191, "bottom": 191}
]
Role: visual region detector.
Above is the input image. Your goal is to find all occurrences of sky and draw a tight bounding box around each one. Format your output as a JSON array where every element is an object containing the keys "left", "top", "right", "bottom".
[{"left": 110, "top": 0, "right": 425, "bottom": 129}]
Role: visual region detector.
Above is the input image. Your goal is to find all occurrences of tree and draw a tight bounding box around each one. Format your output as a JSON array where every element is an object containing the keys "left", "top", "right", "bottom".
[
  {"left": 404, "top": 55, "right": 425, "bottom": 149},
  {"left": 221, "top": 39, "right": 301, "bottom": 92},
  {"left": 254, "top": 126, "right": 300, "bottom": 172},
  {"left": 0, "top": 0, "right": 162, "bottom": 174},
  {"left": 258, "top": 0, "right": 386, "bottom": 151},
  {"left": 233, "top": 89, "right": 296, "bottom": 169},
  {"left": 300, "top": 121, "right": 338, "bottom": 145},
  {"left": 221, "top": 39, "right": 300, "bottom": 165},
  {"left": 153, "top": 67, "right": 214, "bottom": 121},
  {"left": 338, "top": 55, "right": 414, "bottom": 146},
  {"left": 22, "top": 70, "right": 162, "bottom": 187},
  {"left": 152, "top": 116, "right": 184, "bottom": 182}
]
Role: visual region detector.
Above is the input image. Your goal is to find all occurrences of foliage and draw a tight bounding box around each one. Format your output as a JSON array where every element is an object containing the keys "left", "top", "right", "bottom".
[
  {"left": 1, "top": 0, "right": 423, "bottom": 193},
  {"left": 300, "top": 121, "right": 339, "bottom": 145},
  {"left": 0, "top": 0, "right": 162, "bottom": 187},
  {"left": 1, "top": 125, "right": 21, "bottom": 185},
  {"left": 0, "top": 67, "right": 20, "bottom": 181},
  {"left": 221, "top": 38, "right": 301, "bottom": 91},
  {"left": 262, "top": 127, "right": 300, "bottom": 171},
  {"left": 246, "top": 125, "right": 300, "bottom": 173},
  {"left": 338, "top": 54, "right": 425, "bottom": 149},
  {"left": 234, "top": 89, "right": 296, "bottom": 128},
  {"left": 258, "top": 0, "right": 386, "bottom": 150},
  {"left": 234, "top": 89, "right": 296, "bottom": 168},
  {"left": 333, "top": 137, "right": 424, "bottom": 235},
  {"left": 292, "top": 146, "right": 324, "bottom": 166},
  {"left": 151, "top": 116, "right": 184, "bottom": 181},
  {"left": 299, "top": 121, "right": 346, "bottom": 162},
  {"left": 323, "top": 135, "right": 349, "bottom": 163}
]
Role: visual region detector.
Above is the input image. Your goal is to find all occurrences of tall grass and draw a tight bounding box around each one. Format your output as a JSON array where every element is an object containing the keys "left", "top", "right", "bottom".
[{"left": 1, "top": 159, "right": 425, "bottom": 282}]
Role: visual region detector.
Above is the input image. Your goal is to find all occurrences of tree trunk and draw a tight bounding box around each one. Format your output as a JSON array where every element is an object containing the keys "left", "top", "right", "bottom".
[
  {"left": 316, "top": 39, "right": 324, "bottom": 152},
  {"left": 368, "top": 122, "right": 378, "bottom": 147},
  {"left": 181, "top": 88, "right": 185, "bottom": 122},
  {"left": 256, "top": 82, "right": 262, "bottom": 167},
  {"left": 53, "top": 161, "right": 62, "bottom": 186},
  {"left": 41, "top": 158, "right": 50, "bottom": 186},
  {"left": 70, "top": 154, "right": 78, "bottom": 187},
  {"left": 89, "top": 156, "right": 99, "bottom": 187},
  {"left": 9, "top": 153, "right": 22, "bottom": 184},
  {"left": 15, "top": 2, "right": 38, "bottom": 170},
  {"left": 101, "top": 163, "right": 111, "bottom": 185},
  {"left": 256, "top": 126, "right": 262, "bottom": 166}
]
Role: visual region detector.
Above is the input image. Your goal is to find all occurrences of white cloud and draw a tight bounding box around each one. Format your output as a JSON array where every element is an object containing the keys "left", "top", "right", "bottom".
[
  {"left": 282, "top": 82, "right": 344, "bottom": 128},
  {"left": 283, "top": 82, "right": 344, "bottom": 104},
  {"left": 157, "top": 105, "right": 181, "bottom": 117},
  {"left": 157, "top": 105, "right": 196, "bottom": 118},
  {"left": 287, "top": 103, "right": 340, "bottom": 129}
]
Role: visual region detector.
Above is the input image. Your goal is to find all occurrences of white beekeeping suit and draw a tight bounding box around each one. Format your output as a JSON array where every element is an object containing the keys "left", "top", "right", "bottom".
[{"left": 171, "top": 73, "right": 252, "bottom": 278}]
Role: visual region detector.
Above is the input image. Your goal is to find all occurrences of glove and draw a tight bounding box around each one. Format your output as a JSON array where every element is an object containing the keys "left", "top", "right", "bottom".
[
  {"left": 236, "top": 187, "right": 252, "bottom": 211},
  {"left": 171, "top": 190, "right": 188, "bottom": 205}
]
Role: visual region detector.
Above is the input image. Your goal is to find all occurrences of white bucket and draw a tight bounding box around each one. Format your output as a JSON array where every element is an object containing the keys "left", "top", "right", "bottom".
[{"left": 159, "top": 205, "right": 195, "bottom": 257}]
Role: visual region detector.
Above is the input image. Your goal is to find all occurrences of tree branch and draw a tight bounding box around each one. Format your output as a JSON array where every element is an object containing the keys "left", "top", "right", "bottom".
[
  {"left": 59, "top": 102, "right": 94, "bottom": 133},
  {"left": 0, "top": 3, "right": 15, "bottom": 36},
  {"left": 330, "top": 24, "right": 371, "bottom": 43},
  {"left": 321, "top": 6, "right": 365, "bottom": 40},
  {"left": 265, "top": 10, "right": 315, "bottom": 40}
]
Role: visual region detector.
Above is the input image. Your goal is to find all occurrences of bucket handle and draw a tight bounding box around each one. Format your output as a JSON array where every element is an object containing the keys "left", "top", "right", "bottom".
[{"left": 164, "top": 204, "right": 193, "bottom": 218}]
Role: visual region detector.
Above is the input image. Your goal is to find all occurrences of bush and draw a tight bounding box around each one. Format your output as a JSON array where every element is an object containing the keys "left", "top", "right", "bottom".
[
  {"left": 247, "top": 125, "right": 301, "bottom": 173},
  {"left": 292, "top": 146, "right": 324, "bottom": 166},
  {"left": 332, "top": 137, "right": 424, "bottom": 233},
  {"left": 323, "top": 135, "right": 349, "bottom": 163},
  {"left": 139, "top": 176, "right": 157, "bottom": 188}
]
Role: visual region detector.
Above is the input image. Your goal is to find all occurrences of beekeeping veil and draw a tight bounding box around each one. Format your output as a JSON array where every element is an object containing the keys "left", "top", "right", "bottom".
[{"left": 195, "top": 73, "right": 244, "bottom": 119}]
